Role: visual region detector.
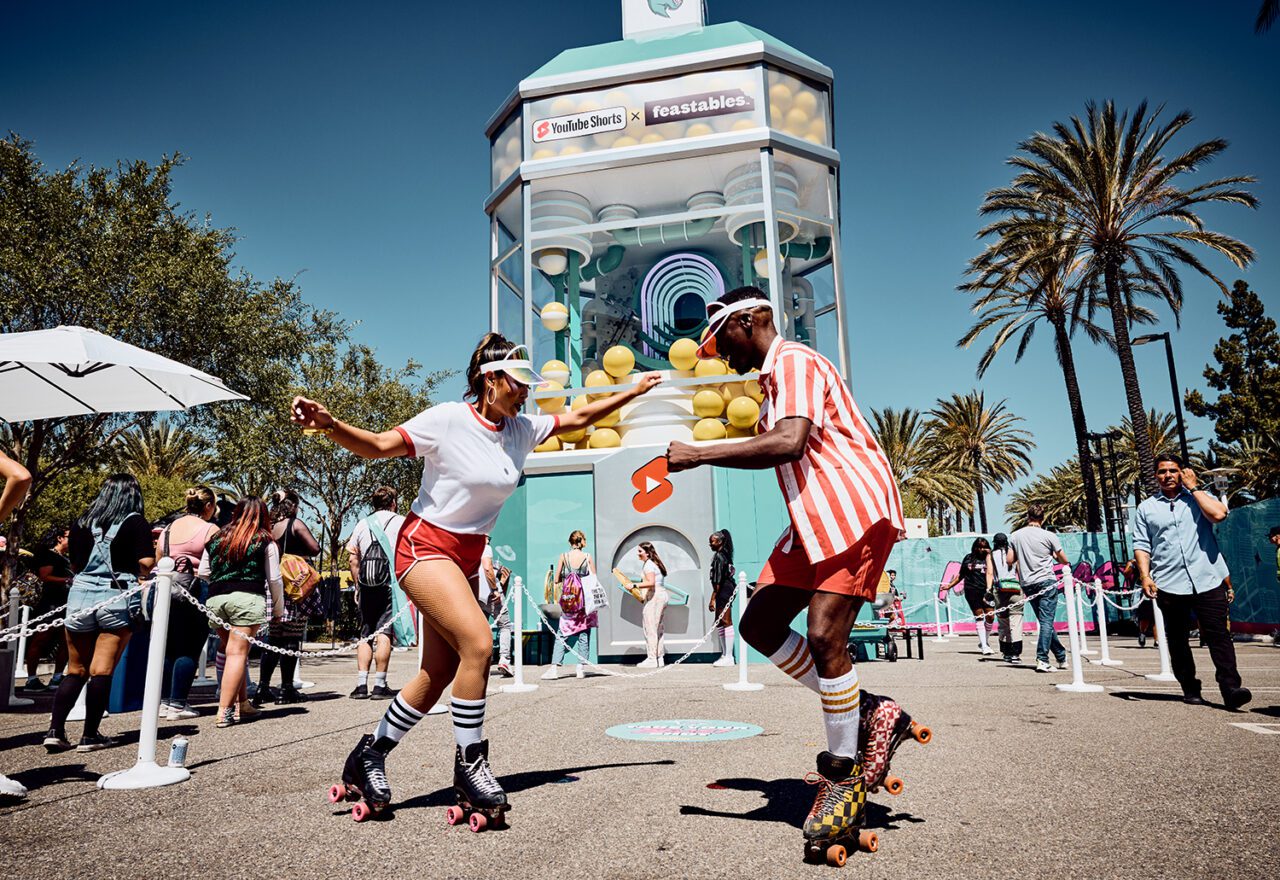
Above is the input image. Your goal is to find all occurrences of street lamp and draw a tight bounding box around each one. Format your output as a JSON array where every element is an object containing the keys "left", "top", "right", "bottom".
[{"left": 1132, "top": 332, "right": 1190, "bottom": 462}]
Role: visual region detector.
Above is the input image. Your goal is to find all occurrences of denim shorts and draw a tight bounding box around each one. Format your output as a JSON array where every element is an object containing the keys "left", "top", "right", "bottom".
[
  {"left": 65, "top": 583, "right": 137, "bottom": 633},
  {"left": 207, "top": 592, "right": 266, "bottom": 628}
]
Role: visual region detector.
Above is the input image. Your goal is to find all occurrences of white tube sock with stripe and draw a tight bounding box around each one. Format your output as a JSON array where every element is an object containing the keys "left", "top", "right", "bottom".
[
  {"left": 820, "top": 668, "right": 861, "bottom": 760},
  {"left": 451, "top": 697, "right": 486, "bottom": 749},
  {"left": 767, "top": 630, "right": 820, "bottom": 692},
  {"left": 374, "top": 694, "right": 425, "bottom": 751}
]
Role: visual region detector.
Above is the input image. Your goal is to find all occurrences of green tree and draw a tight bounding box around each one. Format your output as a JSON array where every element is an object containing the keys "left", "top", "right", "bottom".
[
  {"left": 1185, "top": 280, "right": 1280, "bottom": 447},
  {"left": 1006, "top": 458, "right": 1088, "bottom": 530},
  {"left": 0, "top": 135, "right": 313, "bottom": 581},
  {"left": 115, "top": 419, "right": 210, "bottom": 481},
  {"left": 926, "top": 391, "right": 1035, "bottom": 533},
  {"left": 978, "top": 101, "right": 1257, "bottom": 493},
  {"left": 869, "top": 407, "right": 972, "bottom": 524},
  {"left": 1114, "top": 409, "right": 1198, "bottom": 494},
  {"left": 211, "top": 335, "right": 452, "bottom": 570}
]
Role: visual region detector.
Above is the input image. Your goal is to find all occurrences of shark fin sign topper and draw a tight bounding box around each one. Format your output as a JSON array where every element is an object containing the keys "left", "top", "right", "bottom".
[{"left": 622, "top": 0, "right": 705, "bottom": 40}]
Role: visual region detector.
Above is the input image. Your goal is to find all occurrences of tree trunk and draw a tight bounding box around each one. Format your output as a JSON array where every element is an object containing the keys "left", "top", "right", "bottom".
[
  {"left": 1051, "top": 317, "right": 1103, "bottom": 531},
  {"left": 1105, "top": 261, "right": 1156, "bottom": 493},
  {"left": 967, "top": 509, "right": 976, "bottom": 532},
  {"left": 972, "top": 449, "right": 988, "bottom": 533}
]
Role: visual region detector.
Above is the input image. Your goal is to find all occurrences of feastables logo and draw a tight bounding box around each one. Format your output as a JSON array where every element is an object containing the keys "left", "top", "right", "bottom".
[
  {"left": 644, "top": 89, "right": 755, "bottom": 126},
  {"left": 532, "top": 106, "right": 627, "bottom": 143}
]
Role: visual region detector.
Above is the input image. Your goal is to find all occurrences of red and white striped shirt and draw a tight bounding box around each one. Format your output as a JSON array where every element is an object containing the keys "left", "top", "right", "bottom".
[{"left": 757, "top": 337, "right": 905, "bottom": 561}]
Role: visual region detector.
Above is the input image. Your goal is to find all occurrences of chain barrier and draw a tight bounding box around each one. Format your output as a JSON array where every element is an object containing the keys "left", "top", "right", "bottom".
[
  {"left": 176, "top": 586, "right": 411, "bottom": 657},
  {"left": 518, "top": 578, "right": 728, "bottom": 679},
  {"left": 0, "top": 584, "right": 145, "bottom": 644},
  {"left": 938, "top": 582, "right": 1059, "bottom": 625}
]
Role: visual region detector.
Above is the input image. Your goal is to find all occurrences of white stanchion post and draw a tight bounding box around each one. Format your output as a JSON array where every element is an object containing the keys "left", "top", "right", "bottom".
[
  {"left": 5, "top": 588, "right": 32, "bottom": 708},
  {"left": 1146, "top": 594, "right": 1177, "bottom": 682},
  {"left": 501, "top": 576, "right": 536, "bottom": 694},
  {"left": 1090, "top": 584, "right": 1122, "bottom": 666},
  {"left": 944, "top": 593, "right": 956, "bottom": 637},
  {"left": 293, "top": 622, "right": 315, "bottom": 689},
  {"left": 1056, "top": 572, "right": 1102, "bottom": 693},
  {"left": 725, "top": 572, "right": 763, "bottom": 692},
  {"left": 1077, "top": 581, "right": 1096, "bottom": 655},
  {"left": 99, "top": 558, "right": 190, "bottom": 789},
  {"left": 931, "top": 597, "right": 948, "bottom": 644},
  {"left": 13, "top": 605, "right": 30, "bottom": 682},
  {"left": 192, "top": 641, "right": 217, "bottom": 687}
]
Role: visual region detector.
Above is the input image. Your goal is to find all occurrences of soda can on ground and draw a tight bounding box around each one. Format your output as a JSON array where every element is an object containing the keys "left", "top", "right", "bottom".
[{"left": 168, "top": 737, "right": 189, "bottom": 768}]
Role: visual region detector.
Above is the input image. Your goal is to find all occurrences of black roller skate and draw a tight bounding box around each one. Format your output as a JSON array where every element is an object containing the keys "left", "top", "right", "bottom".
[
  {"left": 859, "top": 692, "right": 932, "bottom": 796},
  {"left": 446, "top": 739, "right": 509, "bottom": 832},
  {"left": 327, "top": 734, "right": 391, "bottom": 822},
  {"left": 801, "top": 751, "right": 878, "bottom": 867}
]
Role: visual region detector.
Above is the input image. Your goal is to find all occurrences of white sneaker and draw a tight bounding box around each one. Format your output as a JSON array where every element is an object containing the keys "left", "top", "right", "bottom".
[
  {"left": 0, "top": 773, "right": 27, "bottom": 800},
  {"left": 636, "top": 657, "right": 659, "bottom": 668},
  {"left": 712, "top": 655, "right": 735, "bottom": 667},
  {"left": 575, "top": 665, "right": 585, "bottom": 679},
  {"left": 540, "top": 667, "right": 559, "bottom": 680},
  {"left": 168, "top": 703, "right": 199, "bottom": 720},
  {"left": 981, "top": 646, "right": 994, "bottom": 656},
  {"left": 1055, "top": 658, "right": 1069, "bottom": 670},
  {"left": 1035, "top": 660, "right": 1053, "bottom": 673}
]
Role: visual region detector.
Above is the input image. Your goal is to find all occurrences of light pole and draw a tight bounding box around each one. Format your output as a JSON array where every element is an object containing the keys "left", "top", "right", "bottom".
[{"left": 1132, "top": 332, "right": 1189, "bottom": 462}]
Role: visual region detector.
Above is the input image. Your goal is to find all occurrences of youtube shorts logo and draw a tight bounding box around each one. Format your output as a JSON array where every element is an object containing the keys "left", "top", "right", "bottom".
[{"left": 631, "top": 456, "right": 674, "bottom": 514}]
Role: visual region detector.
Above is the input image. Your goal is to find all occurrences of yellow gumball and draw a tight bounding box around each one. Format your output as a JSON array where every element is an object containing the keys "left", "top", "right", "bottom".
[
  {"left": 668, "top": 338, "right": 699, "bottom": 371},
  {"left": 560, "top": 144, "right": 584, "bottom": 155},
  {"left": 785, "top": 108, "right": 811, "bottom": 134},
  {"left": 692, "top": 389, "right": 726, "bottom": 418},
  {"left": 571, "top": 394, "right": 588, "bottom": 412},
  {"left": 585, "top": 370, "right": 613, "bottom": 400},
  {"left": 595, "top": 407, "right": 621, "bottom": 428},
  {"left": 727, "top": 396, "right": 760, "bottom": 429},
  {"left": 540, "top": 302, "right": 569, "bottom": 332},
  {"left": 768, "top": 82, "right": 794, "bottom": 112},
  {"left": 549, "top": 97, "right": 576, "bottom": 116},
  {"left": 602, "top": 345, "right": 635, "bottom": 378},
  {"left": 726, "top": 424, "right": 756, "bottom": 439},
  {"left": 769, "top": 104, "right": 784, "bottom": 124},
  {"left": 745, "top": 379, "right": 765, "bottom": 403},
  {"left": 532, "top": 148, "right": 557, "bottom": 160},
  {"left": 533, "top": 435, "right": 561, "bottom": 453},
  {"left": 611, "top": 136, "right": 638, "bottom": 149},
  {"left": 694, "top": 358, "right": 729, "bottom": 378},
  {"left": 721, "top": 381, "right": 745, "bottom": 403},
  {"left": 731, "top": 118, "right": 757, "bottom": 132},
  {"left": 541, "top": 359, "right": 570, "bottom": 386},
  {"left": 685, "top": 123, "right": 714, "bottom": 138},
  {"left": 536, "top": 381, "right": 566, "bottom": 413},
  {"left": 593, "top": 130, "right": 619, "bottom": 148},
  {"left": 588, "top": 428, "right": 621, "bottom": 449},
  {"left": 559, "top": 426, "right": 587, "bottom": 443},
  {"left": 693, "top": 418, "right": 727, "bottom": 441},
  {"left": 793, "top": 90, "right": 818, "bottom": 116},
  {"left": 640, "top": 133, "right": 665, "bottom": 144}
]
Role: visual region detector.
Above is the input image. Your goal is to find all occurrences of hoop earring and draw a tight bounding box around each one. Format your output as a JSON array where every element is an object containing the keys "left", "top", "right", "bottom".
[{"left": 485, "top": 384, "right": 497, "bottom": 406}]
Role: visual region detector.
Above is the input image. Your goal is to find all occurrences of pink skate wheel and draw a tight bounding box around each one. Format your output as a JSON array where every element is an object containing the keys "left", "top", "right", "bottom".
[
  {"left": 328, "top": 784, "right": 346, "bottom": 804},
  {"left": 469, "top": 812, "right": 488, "bottom": 832},
  {"left": 445, "top": 806, "right": 465, "bottom": 826},
  {"left": 351, "top": 802, "right": 370, "bottom": 822}
]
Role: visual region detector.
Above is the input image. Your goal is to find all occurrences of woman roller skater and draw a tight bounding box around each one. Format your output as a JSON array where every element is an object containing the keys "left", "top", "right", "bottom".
[
  {"left": 668, "top": 287, "right": 926, "bottom": 866},
  {"left": 291, "top": 333, "right": 659, "bottom": 825}
]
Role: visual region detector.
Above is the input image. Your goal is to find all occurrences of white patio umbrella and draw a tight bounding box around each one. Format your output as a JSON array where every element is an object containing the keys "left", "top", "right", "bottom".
[{"left": 0, "top": 326, "right": 248, "bottom": 421}]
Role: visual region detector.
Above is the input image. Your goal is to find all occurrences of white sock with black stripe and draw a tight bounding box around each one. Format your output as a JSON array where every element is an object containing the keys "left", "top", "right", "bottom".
[
  {"left": 373, "top": 694, "right": 425, "bottom": 752},
  {"left": 451, "top": 697, "right": 486, "bottom": 749}
]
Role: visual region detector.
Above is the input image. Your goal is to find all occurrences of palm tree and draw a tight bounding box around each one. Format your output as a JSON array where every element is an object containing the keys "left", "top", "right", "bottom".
[
  {"left": 1258, "top": 0, "right": 1279, "bottom": 32},
  {"left": 926, "top": 391, "right": 1035, "bottom": 533},
  {"left": 978, "top": 101, "right": 1257, "bottom": 492},
  {"left": 1221, "top": 433, "right": 1280, "bottom": 502},
  {"left": 1113, "top": 409, "right": 1198, "bottom": 496},
  {"left": 959, "top": 224, "right": 1160, "bottom": 532},
  {"left": 116, "top": 419, "right": 209, "bottom": 480},
  {"left": 869, "top": 407, "right": 973, "bottom": 522},
  {"left": 1006, "top": 458, "right": 1088, "bottom": 530}
]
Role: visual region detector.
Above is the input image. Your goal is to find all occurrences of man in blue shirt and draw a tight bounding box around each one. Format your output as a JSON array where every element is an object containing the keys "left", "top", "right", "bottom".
[{"left": 1133, "top": 453, "right": 1250, "bottom": 710}]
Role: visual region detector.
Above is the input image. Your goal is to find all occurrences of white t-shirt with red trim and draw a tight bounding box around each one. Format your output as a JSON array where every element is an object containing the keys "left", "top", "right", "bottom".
[
  {"left": 757, "top": 337, "right": 905, "bottom": 562},
  {"left": 395, "top": 402, "right": 558, "bottom": 535}
]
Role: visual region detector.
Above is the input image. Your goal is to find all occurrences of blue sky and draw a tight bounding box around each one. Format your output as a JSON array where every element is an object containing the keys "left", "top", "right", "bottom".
[{"left": 3, "top": 0, "right": 1277, "bottom": 529}]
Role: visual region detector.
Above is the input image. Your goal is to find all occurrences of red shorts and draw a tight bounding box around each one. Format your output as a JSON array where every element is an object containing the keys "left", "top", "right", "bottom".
[
  {"left": 394, "top": 513, "right": 487, "bottom": 585},
  {"left": 757, "top": 518, "right": 899, "bottom": 600}
]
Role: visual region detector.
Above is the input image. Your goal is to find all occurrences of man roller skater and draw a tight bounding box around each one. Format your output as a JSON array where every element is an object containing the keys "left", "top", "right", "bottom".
[{"left": 667, "top": 287, "right": 915, "bottom": 863}]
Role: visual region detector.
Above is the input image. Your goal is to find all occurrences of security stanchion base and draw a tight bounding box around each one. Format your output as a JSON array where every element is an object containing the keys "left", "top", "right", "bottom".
[
  {"left": 723, "top": 682, "right": 764, "bottom": 692},
  {"left": 500, "top": 683, "right": 538, "bottom": 694},
  {"left": 98, "top": 760, "right": 190, "bottom": 790},
  {"left": 1144, "top": 672, "right": 1177, "bottom": 682},
  {"left": 1090, "top": 658, "right": 1124, "bottom": 666},
  {"left": 4, "top": 696, "right": 34, "bottom": 709},
  {"left": 1056, "top": 682, "right": 1104, "bottom": 693},
  {"left": 293, "top": 679, "right": 316, "bottom": 690},
  {"left": 191, "top": 676, "right": 217, "bottom": 687},
  {"left": 427, "top": 703, "right": 449, "bottom": 715}
]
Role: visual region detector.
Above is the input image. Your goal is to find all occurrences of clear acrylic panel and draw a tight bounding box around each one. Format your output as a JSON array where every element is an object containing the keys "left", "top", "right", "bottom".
[
  {"left": 765, "top": 68, "right": 831, "bottom": 148},
  {"left": 491, "top": 111, "right": 522, "bottom": 190}
]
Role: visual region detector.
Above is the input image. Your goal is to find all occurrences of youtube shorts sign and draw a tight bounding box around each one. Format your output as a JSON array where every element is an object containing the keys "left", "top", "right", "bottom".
[
  {"left": 644, "top": 89, "right": 755, "bottom": 126},
  {"left": 532, "top": 106, "right": 627, "bottom": 143}
]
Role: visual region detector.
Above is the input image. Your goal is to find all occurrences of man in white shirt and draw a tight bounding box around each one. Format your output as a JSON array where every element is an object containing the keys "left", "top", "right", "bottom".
[
  {"left": 479, "top": 539, "right": 514, "bottom": 677},
  {"left": 347, "top": 486, "right": 405, "bottom": 699}
]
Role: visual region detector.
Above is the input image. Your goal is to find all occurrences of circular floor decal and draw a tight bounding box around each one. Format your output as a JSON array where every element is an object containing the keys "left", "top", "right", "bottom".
[{"left": 605, "top": 719, "right": 764, "bottom": 743}]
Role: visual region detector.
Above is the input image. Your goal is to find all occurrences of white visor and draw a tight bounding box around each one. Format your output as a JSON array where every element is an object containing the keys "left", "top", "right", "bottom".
[
  {"left": 697, "top": 298, "right": 773, "bottom": 359},
  {"left": 479, "top": 345, "right": 549, "bottom": 388}
]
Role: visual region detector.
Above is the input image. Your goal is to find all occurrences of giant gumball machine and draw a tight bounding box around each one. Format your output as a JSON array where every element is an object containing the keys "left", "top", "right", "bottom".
[{"left": 487, "top": 0, "right": 852, "bottom": 662}]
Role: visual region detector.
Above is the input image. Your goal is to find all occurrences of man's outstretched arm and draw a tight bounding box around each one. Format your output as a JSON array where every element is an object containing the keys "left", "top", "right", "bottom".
[{"left": 667, "top": 417, "right": 811, "bottom": 472}]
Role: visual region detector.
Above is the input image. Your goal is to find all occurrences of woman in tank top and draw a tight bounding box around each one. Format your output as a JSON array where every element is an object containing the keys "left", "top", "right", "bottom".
[
  {"left": 542, "top": 530, "right": 598, "bottom": 681},
  {"left": 637, "top": 542, "right": 670, "bottom": 668}
]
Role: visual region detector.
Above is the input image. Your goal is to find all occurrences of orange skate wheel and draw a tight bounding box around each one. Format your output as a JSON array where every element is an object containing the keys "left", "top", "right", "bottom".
[
  {"left": 469, "top": 812, "right": 488, "bottom": 832},
  {"left": 445, "top": 806, "right": 465, "bottom": 825},
  {"left": 825, "top": 844, "right": 847, "bottom": 867},
  {"left": 327, "top": 784, "right": 347, "bottom": 804},
  {"left": 911, "top": 722, "right": 932, "bottom": 744},
  {"left": 351, "top": 802, "right": 370, "bottom": 822},
  {"left": 885, "top": 776, "right": 904, "bottom": 796},
  {"left": 858, "top": 830, "right": 879, "bottom": 853}
]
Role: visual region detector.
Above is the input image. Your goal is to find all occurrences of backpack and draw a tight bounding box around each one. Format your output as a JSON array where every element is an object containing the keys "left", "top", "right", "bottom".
[
  {"left": 558, "top": 555, "right": 584, "bottom": 614},
  {"left": 358, "top": 514, "right": 393, "bottom": 587}
]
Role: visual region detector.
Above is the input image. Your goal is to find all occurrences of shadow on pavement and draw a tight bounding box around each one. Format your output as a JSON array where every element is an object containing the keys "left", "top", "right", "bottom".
[
  {"left": 1251, "top": 704, "right": 1280, "bottom": 718},
  {"left": 393, "top": 759, "right": 677, "bottom": 814},
  {"left": 1109, "top": 691, "right": 1185, "bottom": 703},
  {"left": 680, "top": 777, "right": 922, "bottom": 831}
]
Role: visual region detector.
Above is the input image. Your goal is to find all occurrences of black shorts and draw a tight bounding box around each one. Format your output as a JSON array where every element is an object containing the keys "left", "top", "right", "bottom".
[
  {"left": 964, "top": 585, "right": 994, "bottom": 614},
  {"left": 358, "top": 584, "right": 393, "bottom": 639},
  {"left": 712, "top": 583, "right": 735, "bottom": 614}
]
